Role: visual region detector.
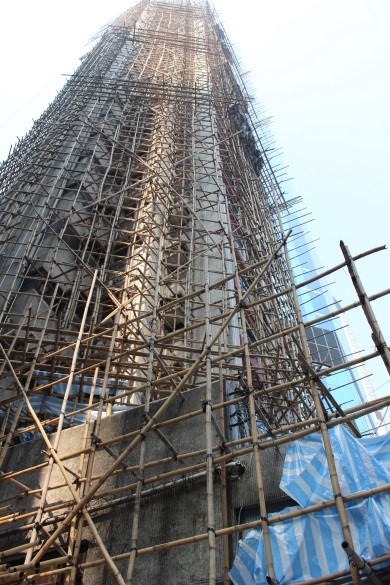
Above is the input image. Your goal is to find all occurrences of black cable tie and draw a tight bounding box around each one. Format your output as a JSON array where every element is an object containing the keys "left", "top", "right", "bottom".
[
  {"left": 334, "top": 492, "right": 342, "bottom": 499},
  {"left": 376, "top": 341, "right": 386, "bottom": 354},
  {"left": 207, "top": 527, "right": 216, "bottom": 533},
  {"left": 260, "top": 516, "right": 268, "bottom": 523},
  {"left": 202, "top": 399, "right": 212, "bottom": 412},
  {"left": 358, "top": 292, "right": 367, "bottom": 303}
]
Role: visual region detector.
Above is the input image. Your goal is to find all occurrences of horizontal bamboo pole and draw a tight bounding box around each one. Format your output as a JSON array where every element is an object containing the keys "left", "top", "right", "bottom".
[
  {"left": 78, "top": 478, "right": 390, "bottom": 571},
  {"left": 6, "top": 246, "right": 384, "bottom": 403},
  {"left": 0, "top": 382, "right": 386, "bottom": 504},
  {"left": 5, "top": 284, "right": 388, "bottom": 419},
  {"left": 0, "top": 540, "right": 40, "bottom": 559},
  {"left": 24, "top": 565, "right": 72, "bottom": 582},
  {"left": 0, "top": 566, "right": 10, "bottom": 574},
  {"left": 13, "top": 554, "right": 70, "bottom": 573},
  {"left": 0, "top": 390, "right": 388, "bottom": 519},
  {"left": 1, "top": 394, "right": 387, "bottom": 538},
  {"left": 213, "top": 288, "right": 390, "bottom": 366},
  {"left": 0, "top": 571, "right": 24, "bottom": 584}
]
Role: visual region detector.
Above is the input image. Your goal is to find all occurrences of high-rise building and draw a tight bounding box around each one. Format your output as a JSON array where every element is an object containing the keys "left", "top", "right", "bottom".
[
  {"left": 286, "top": 219, "right": 384, "bottom": 434},
  {"left": 0, "top": 2, "right": 388, "bottom": 584}
]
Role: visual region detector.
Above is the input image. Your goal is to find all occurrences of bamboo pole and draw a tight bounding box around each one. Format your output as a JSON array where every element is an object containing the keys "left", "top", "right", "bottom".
[
  {"left": 1, "top": 9, "right": 389, "bottom": 582},
  {"left": 204, "top": 255, "right": 217, "bottom": 584},
  {"left": 341, "top": 541, "right": 383, "bottom": 585},
  {"left": 76, "top": 472, "right": 390, "bottom": 567},
  {"left": 341, "top": 240, "right": 390, "bottom": 376},
  {"left": 0, "top": 392, "right": 387, "bottom": 520},
  {"left": 0, "top": 571, "right": 24, "bottom": 584},
  {"left": 218, "top": 339, "right": 231, "bottom": 585},
  {"left": 5, "top": 281, "right": 387, "bottom": 421},
  {"left": 0, "top": 541, "right": 40, "bottom": 560},
  {"left": 2, "top": 243, "right": 384, "bottom": 376},
  {"left": 65, "top": 368, "right": 98, "bottom": 585},
  {"left": 0, "top": 394, "right": 388, "bottom": 539},
  {"left": 0, "top": 385, "right": 387, "bottom": 513},
  {"left": 0, "top": 283, "right": 61, "bottom": 468},
  {"left": 0, "top": 507, "right": 11, "bottom": 516},
  {"left": 23, "top": 270, "right": 98, "bottom": 565},
  {"left": 288, "top": 550, "right": 390, "bottom": 585},
  {"left": 126, "top": 217, "right": 165, "bottom": 584},
  {"left": 4, "top": 470, "right": 390, "bottom": 576}
]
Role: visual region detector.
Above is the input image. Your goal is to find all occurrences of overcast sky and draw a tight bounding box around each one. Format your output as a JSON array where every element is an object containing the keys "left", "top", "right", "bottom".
[{"left": 0, "top": 0, "right": 389, "bottom": 402}]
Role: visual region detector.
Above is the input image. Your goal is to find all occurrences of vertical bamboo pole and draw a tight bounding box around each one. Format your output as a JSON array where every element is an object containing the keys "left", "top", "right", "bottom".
[
  {"left": 126, "top": 237, "right": 164, "bottom": 584},
  {"left": 0, "top": 348, "right": 127, "bottom": 585},
  {"left": 30, "top": 233, "right": 289, "bottom": 566},
  {"left": 224, "top": 208, "right": 276, "bottom": 579},
  {"left": 218, "top": 340, "right": 231, "bottom": 585},
  {"left": 65, "top": 368, "right": 98, "bottom": 585},
  {"left": 204, "top": 256, "right": 217, "bottom": 584},
  {"left": 273, "top": 194, "right": 361, "bottom": 585},
  {"left": 68, "top": 369, "right": 108, "bottom": 584}
]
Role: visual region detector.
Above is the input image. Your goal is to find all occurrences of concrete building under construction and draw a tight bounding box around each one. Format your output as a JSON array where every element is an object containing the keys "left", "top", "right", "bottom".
[{"left": 0, "top": 1, "right": 389, "bottom": 584}]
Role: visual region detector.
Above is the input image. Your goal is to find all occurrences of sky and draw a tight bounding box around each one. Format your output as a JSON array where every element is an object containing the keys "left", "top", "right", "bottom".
[{"left": 0, "top": 0, "right": 389, "bottom": 405}]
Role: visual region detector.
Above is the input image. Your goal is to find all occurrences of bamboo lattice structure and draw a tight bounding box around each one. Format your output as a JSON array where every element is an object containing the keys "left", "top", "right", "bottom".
[{"left": 0, "top": 1, "right": 388, "bottom": 584}]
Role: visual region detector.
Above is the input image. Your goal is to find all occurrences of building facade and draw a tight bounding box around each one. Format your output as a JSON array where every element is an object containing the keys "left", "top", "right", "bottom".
[{"left": 0, "top": 2, "right": 387, "bottom": 584}]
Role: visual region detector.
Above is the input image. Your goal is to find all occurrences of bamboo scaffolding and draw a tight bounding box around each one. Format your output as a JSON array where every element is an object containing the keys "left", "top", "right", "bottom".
[
  {"left": 29, "top": 235, "right": 291, "bottom": 564},
  {"left": 23, "top": 270, "right": 98, "bottom": 565},
  {"left": 0, "top": 375, "right": 387, "bottom": 518},
  {"left": 0, "top": 395, "right": 388, "bottom": 542},
  {"left": 0, "top": 2, "right": 388, "bottom": 584},
  {"left": 274, "top": 199, "right": 361, "bottom": 585},
  {"left": 341, "top": 241, "right": 390, "bottom": 376}
]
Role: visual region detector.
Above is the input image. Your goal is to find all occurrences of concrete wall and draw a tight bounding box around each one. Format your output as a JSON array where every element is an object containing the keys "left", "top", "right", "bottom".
[{"left": 0, "top": 387, "right": 288, "bottom": 583}]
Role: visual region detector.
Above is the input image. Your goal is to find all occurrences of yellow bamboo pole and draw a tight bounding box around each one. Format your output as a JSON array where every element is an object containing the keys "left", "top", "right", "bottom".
[
  {"left": 341, "top": 240, "right": 390, "bottom": 376},
  {"left": 204, "top": 255, "right": 217, "bottom": 584},
  {"left": 66, "top": 368, "right": 98, "bottom": 585},
  {"left": 126, "top": 226, "right": 164, "bottom": 584}
]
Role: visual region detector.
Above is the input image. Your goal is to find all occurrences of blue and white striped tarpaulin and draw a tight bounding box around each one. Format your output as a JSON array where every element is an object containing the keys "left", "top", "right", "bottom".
[
  {"left": 2, "top": 395, "right": 135, "bottom": 442},
  {"left": 230, "top": 426, "right": 390, "bottom": 585}
]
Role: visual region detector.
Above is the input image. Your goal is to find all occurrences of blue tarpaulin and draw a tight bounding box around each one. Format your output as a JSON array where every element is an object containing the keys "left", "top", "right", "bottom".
[{"left": 230, "top": 427, "right": 390, "bottom": 585}]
